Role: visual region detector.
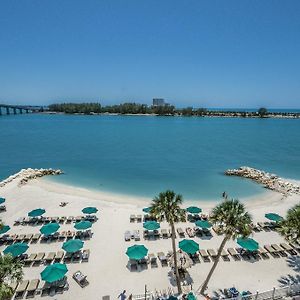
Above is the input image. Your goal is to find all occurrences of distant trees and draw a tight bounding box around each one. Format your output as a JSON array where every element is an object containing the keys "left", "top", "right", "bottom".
[
  {"left": 48, "top": 103, "right": 102, "bottom": 114},
  {"left": 258, "top": 107, "right": 268, "bottom": 117}
]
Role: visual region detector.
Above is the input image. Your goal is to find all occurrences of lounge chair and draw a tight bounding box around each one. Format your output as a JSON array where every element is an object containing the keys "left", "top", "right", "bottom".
[
  {"left": 157, "top": 252, "right": 168, "bottom": 266},
  {"left": 66, "top": 216, "right": 74, "bottom": 223},
  {"left": 227, "top": 248, "right": 240, "bottom": 259},
  {"left": 130, "top": 215, "right": 136, "bottom": 222},
  {"left": 257, "top": 246, "right": 269, "bottom": 259},
  {"left": 271, "top": 244, "right": 287, "bottom": 256},
  {"left": 16, "top": 234, "right": 26, "bottom": 242},
  {"left": 124, "top": 230, "right": 131, "bottom": 241},
  {"left": 24, "top": 253, "right": 37, "bottom": 266},
  {"left": 26, "top": 279, "right": 40, "bottom": 298},
  {"left": 14, "top": 217, "right": 25, "bottom": 226},
  {"left": 133, "top": 230, "right": 140, "bottom": 241},
  {"left": 136, "top": 215, "right": 142, "bottom": 222},
  {"left": 207, "top": 249, "right": 217, "bottom": 259},
  {"left": 82, "top": 249, "right": 90, "bottom": 262},
  {"left": 177, "top": 228, "right": 185, "bottom": 238},
  {"left": 33, "top": 252, "right": 45, "bottom": 264},
  {"left": 72, "top": 251, "right": 81, "bottom": 262},
  {"left": 221, "top": 249, "right": 230, "bottom": 261},
  {"left": 15, "top": 280, "right": 29, "bottom": 299},
  {"left": 64, "top": 252, "right": 73, "bottom": 262},
  {"left": 24, "top": 234, "right": 33, "bottom": 242},
  {"left": 186, "top": 227, "right": 195, "bottom": 238},
  {"left": 54, "top": 251, "right": 64, "bottom": 262},
  {"left": 129, "top": 259, "right": 138, "bottom": 271},
  {"left": 9, "top": 281, "right": 19, "bottom": 292},
  {"left": 148, "top": 253, "right": 157, "bottom": 267},
  {"left": 280, "top": 243, "right": 297, "bottom": 255},
  {"left": 45, "top": 252, "right": 56, "bottom": 263},
  {"left": 73, "top": 271, "right": 89, "bottom": 287},
  {"left": 31, "top": 233, "right": 41, "bottom": 242},
  {"left": 161, "top": 229, "right": 169, "bottom": 238},
  {"left": 199, "top": 249, "right": 210, "bottom": 262},
  {"left": 264, "top": 245, "right": 279, "bottom": 257}
]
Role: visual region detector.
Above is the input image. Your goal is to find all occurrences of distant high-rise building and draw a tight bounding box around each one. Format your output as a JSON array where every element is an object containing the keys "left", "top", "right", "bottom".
[{"left": 152, "top": 98, "right": 165, "bottom": 106}]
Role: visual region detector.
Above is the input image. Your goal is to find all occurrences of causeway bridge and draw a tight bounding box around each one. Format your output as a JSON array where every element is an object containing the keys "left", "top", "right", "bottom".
[{"left": 0, "top": 104, "right": 44, "bottom": 115}]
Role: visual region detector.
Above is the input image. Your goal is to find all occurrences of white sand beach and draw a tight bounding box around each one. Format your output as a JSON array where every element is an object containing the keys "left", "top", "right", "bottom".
[{"left": 0, "top": 175, "right": 299, "bottom": 299}]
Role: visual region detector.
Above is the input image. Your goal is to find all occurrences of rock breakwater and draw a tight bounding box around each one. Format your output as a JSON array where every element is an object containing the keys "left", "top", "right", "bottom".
[
  {"left": 0, "top": 168, "right": 63, "bottom": 187},
  {"left": 225, "top": 166, "right": 300, "bottom": 195}
]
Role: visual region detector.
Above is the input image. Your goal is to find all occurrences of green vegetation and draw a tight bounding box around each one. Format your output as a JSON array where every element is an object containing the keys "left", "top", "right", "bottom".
[
  {"left": 200, "top": 199, "right": 252, "bottom": 295},
  {"left": 278, "top": 204, "right": 300, "bottom": 243},
  {"left": 150, "top": 190, "right": 186, "bottom": 294},
  {"left": 258, "top": 107, "right": 268, "bottom": 117},
  {"left": 48, "top": 103, "right": 102, "bottom": 114}
]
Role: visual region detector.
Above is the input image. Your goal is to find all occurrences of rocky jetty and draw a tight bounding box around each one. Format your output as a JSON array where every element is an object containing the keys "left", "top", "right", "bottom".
[
  {"left": 225, "top": 166, "right": 300, "bottom": 195},
  {"left": 0, "top": 168, "right": 63, "bottom": 187}
]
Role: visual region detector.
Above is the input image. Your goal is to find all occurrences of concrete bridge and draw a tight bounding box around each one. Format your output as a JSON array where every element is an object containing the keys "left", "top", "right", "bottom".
[{"left": 0, "top": 104, "right": 44, "bottom": 115}]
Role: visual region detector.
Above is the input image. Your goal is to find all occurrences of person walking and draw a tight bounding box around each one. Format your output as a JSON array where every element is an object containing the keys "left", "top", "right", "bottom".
[{"left": 118, "top": 290, "right": 127, "bottom": 300}]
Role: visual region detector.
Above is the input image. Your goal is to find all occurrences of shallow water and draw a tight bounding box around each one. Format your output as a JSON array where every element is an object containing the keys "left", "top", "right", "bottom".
[{"left": 0, "top": 114, "right": 299, "bottom": 200}]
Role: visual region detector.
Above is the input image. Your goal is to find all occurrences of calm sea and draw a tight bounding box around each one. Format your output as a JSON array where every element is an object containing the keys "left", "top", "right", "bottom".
[{"left": 0, "top": 114, "right": 299, "bottom": 200}]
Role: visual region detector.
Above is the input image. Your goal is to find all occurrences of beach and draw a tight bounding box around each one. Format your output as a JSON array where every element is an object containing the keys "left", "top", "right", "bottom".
[{"left": 0, "top": 174, "right": 299, "bottom": 299}]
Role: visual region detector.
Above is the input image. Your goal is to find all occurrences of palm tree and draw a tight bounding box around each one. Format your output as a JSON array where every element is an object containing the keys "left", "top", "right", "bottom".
[
  {"left": 199, "top": 199, "right": 252, "bottom": 295},
  {"left": 0, "top": 254, "right": 24, "bottom": 299},
  {"left": 278, "top": 204, "right": 300, "bottom": 242},
  {"left": 150, "top": 190, "right": 186, "bottom": 294}
]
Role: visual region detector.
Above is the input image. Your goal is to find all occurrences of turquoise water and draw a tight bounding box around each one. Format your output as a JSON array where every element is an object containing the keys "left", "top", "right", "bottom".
[{"left": 0, "top": 114, "right": 299, "bottom": 200}]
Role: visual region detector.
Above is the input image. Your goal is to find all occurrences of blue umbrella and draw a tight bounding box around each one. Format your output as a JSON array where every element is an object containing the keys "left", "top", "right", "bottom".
[
  {"left": 0, "top": 225, "right": 11, "bottom": 235},
  {"left": 40, "top": 223, "right": 60, "bottom": 236},
  {"left": 28, "top": 208, "right": 46, "bottom": 217},
  {"left": 3, "top": 243, "right": 29, "bottom": 257},
  {"left": 0, "top": 197, "right": 5, "bottom": 204}
]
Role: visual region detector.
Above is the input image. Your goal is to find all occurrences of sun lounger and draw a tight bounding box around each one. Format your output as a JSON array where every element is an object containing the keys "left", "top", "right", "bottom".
[
  {"left": 199, "top": 249, "right": 209, "bottom": 262},
  {"left": 148, "top": 253, "right": 157, "bottom": 266},
  {"left": 271, "top": 244, "right": 287, "bottom": 256},
  {"left": 157, "top": 252, "right": 168, "bottom": 266},
  {"left": 15, "top": 280, "right": 29, "bottom": 299},
  {"left": 26, "top": 279, "right": 40, "bottom": 298},
  {"left": 75, "top": 216, "right": 83, "bottom": 222},
  {"left": 124, "top": 230, "right": 131, "bottom": 241},
  {"left": 207, "top": 249, "right": 217, "bottom": 258},
  {"left": 66, "top": 216, "right": 74, "bottom": 223},
  {"left": 45, "top": 252, "right": 56, "bottom": 263},
  {"left": 33, "top": 252, "right": 45, "bottom": 264},
  {"left": 82, "top": 249, "right": 90, "bottom": 262},
  {"left": 54, "top": 251, "right": 64, "bottom": 262},
  {"left": 227, "top": 248, "right": 240, "bottom": 259},
  {"left": 136, "top": 215, "right": 142, "bottom": 222},
  {"left": 130, "top": 215, "right": 136, "bottom": 222},
  {"left": 16, "top": 234, "right": 26, "bottom": 241},
  {"left": 264, "top": 245, "right": 279, "bottom": 257},
  {"left": 24, "top": 253, "right": 37, "bottom": 266},
  {"left": 186, "top": 227, "right": 195, "bottom": 237},
  {"left": 24, "top": 234, "right": 33, "bottom": 242},
  {"left": 161, "top": 229, "right": 169, "bottom": 238},
  {"left": 64, "top": 252, "right": 73, "bottom": 262},
  {"left": 280, "top": 243, "right": 297, "bottom": 255},
  {"left": 73, "top": 271, "right": 89, "bottom": 287},
  {"left": 72, "top": 251, "right": 81, "bottom": 262},
  {"left": 31, "top": 233, "right": 41, "bottom": 242},
  {"left": 133, "top": 230, "right": 140, "bottom": 241},
  {"left": 9, "top": 281, "right": 19, "bottom": 292},
  {"left": 177, "top": 228, "right": 185, "bottom": 237},
  {"left": 14, "top": 217, "right": 25, "bottom": 225}
]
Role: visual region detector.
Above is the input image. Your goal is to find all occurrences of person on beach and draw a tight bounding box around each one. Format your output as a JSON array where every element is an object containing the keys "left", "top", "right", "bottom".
[{"left": 118, "top": 290, "right": 126, "bottom": 300}]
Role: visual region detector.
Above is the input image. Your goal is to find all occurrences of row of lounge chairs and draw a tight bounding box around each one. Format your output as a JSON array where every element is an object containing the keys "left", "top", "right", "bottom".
[
  {"left": 0, "top": 205, "right": 6, "bottom": 212},
  {"left": 10, "top": 277, "right": 69, "bottom": 299},
  {"left": 22, "top": 249, "right": 90, "bottom": 266},
  {"left": 14, "top": 215, "right": 97, "bottom": 226},
  {"left": 0, "top": 230, "right": 92, "bottom": 245}
]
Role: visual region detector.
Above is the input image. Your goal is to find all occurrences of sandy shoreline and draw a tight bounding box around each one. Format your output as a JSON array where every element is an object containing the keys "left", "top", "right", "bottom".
[{"left": 0, "top": 174, "right": 299, "bottom": 299}]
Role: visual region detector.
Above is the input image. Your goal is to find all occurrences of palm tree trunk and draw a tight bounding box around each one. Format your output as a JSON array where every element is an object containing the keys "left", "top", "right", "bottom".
[
  {"left": 199, "top": 235, "right": 228, "bottom": 295},
  {"left": 171, "top": 222, "right": 182, "bottom": 294}
]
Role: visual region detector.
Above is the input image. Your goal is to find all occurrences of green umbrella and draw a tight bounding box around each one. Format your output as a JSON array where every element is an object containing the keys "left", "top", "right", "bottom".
[
  {"left": 187, "top": 292, "right": 197, "bottom": 300},
  {"left": 186, "top": 206, "right": 202, "bottom": 214},
  {"left": 179, "top": 239, "right": 199, "bottom": 254},
  {"left": 237, "top": 238, "right": 259, "bottom": 251},
  {"left": 126, "top": 244, "right": 148, "bottom": 260},
  {"left": 143, "top": 221, "right": 160, "bottom": 231},
  {"left": 40, "top": 223, "right": 60, "bottom": 236},
  {"left": 82, "top": 207, "right": 98, "bottom": 214},
  {"left": 0, "top": 197, "right": 5, "bottom": 204},
  {"left": 74, "top": 221, "right": 92, "bottom": 230},
  {"left": 265, "top": 213, "right": 283, "bottom": 222},
  {"left": 0, "top": 225, "right": 11, "bottom": 235},
  {"left": 3, "top": 243, "right": 29, "bottom": 257},
  {"left": 168, "top": 296, "right": 178, "bottom": 300},
  {"left": 62, "top": 239, "right": 84, "bottom": 253},
  {"left": 142, "top": 207, "right": 151, "bottom": 213},
  {"left": 28, "top": 208, "right": 46, "bottom": 217},
  {"left": 195, "top": 220, "right": 212, "bottom": 229},
  {"left": 41, "top": 263, "right": 68, "bottom": 283}
]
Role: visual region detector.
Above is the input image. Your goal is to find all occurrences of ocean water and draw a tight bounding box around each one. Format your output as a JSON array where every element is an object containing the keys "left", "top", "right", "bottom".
[{"left": 0, "top": 114, "right": 299, "bottom": 200}]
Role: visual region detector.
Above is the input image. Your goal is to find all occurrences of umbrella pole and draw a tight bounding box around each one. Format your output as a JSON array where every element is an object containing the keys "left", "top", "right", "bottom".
[{"left": 144, "top": 284, "right": 147, "bottom": 300}]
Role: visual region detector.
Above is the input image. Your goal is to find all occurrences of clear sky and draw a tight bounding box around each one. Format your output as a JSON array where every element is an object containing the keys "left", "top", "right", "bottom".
[{"left": 0, "top": 0, "right": 299, "bottom": 108}]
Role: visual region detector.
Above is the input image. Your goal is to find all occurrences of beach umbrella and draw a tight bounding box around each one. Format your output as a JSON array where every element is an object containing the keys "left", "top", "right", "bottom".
[
  {"left": 143, "top": 221, "right": 160, "bottom": 231},
  {"left": 3, "top": 243, "right": 29, "bottom": 257},
  {"left": 195, "top": 220, "right": 212, "bottom": 229},
  {"left": 126, "top": 244, "right": 148, "bottom": 260},
  {"left": 41, "top": 263, "right": 68, "bottom": 283},
  {"left": 186, "top": 206, "right": 202, "bottom": 214},
  {"left": 187, "top": 292, "right": 197, "bottom": 300},
  {"left": 40, "top": 223, "right": 60, "bottom": 236},
  {"left": 142, "top": 207, "right": 151, "bottom": 213},
  {"left": 168, "top": 296, "right": 178, "bottom": 300},
  {"left": 0, "top": 197, "right": 5, "bottom": 204},
  {"left": 265, "top": 213, "right": 283, "bottom": 222},
  {"left": 62, "top": 239, "right": 84, "bottom": 253},
  {"left": 74, "top": 220, "right": 92, "bottom": 230},
  {"left": 0, "top": 225, "right": 11, "bottom": 235},
  {"left": 82, "top": 207, "right": 98, "bottom": 214},
  {"left": 237, "top": 238, "right": 259, "bottom": 251},
  {"left": 28, "top": 208, "right": 46, "bottom": 217},
  {"left": 179, "top": 239, "right": 199, "bottom": 254}
]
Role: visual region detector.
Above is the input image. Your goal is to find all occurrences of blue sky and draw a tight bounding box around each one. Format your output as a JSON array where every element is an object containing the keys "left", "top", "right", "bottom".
[{"left": 0, "top": 0, "right": 299, "bottom": 108}]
